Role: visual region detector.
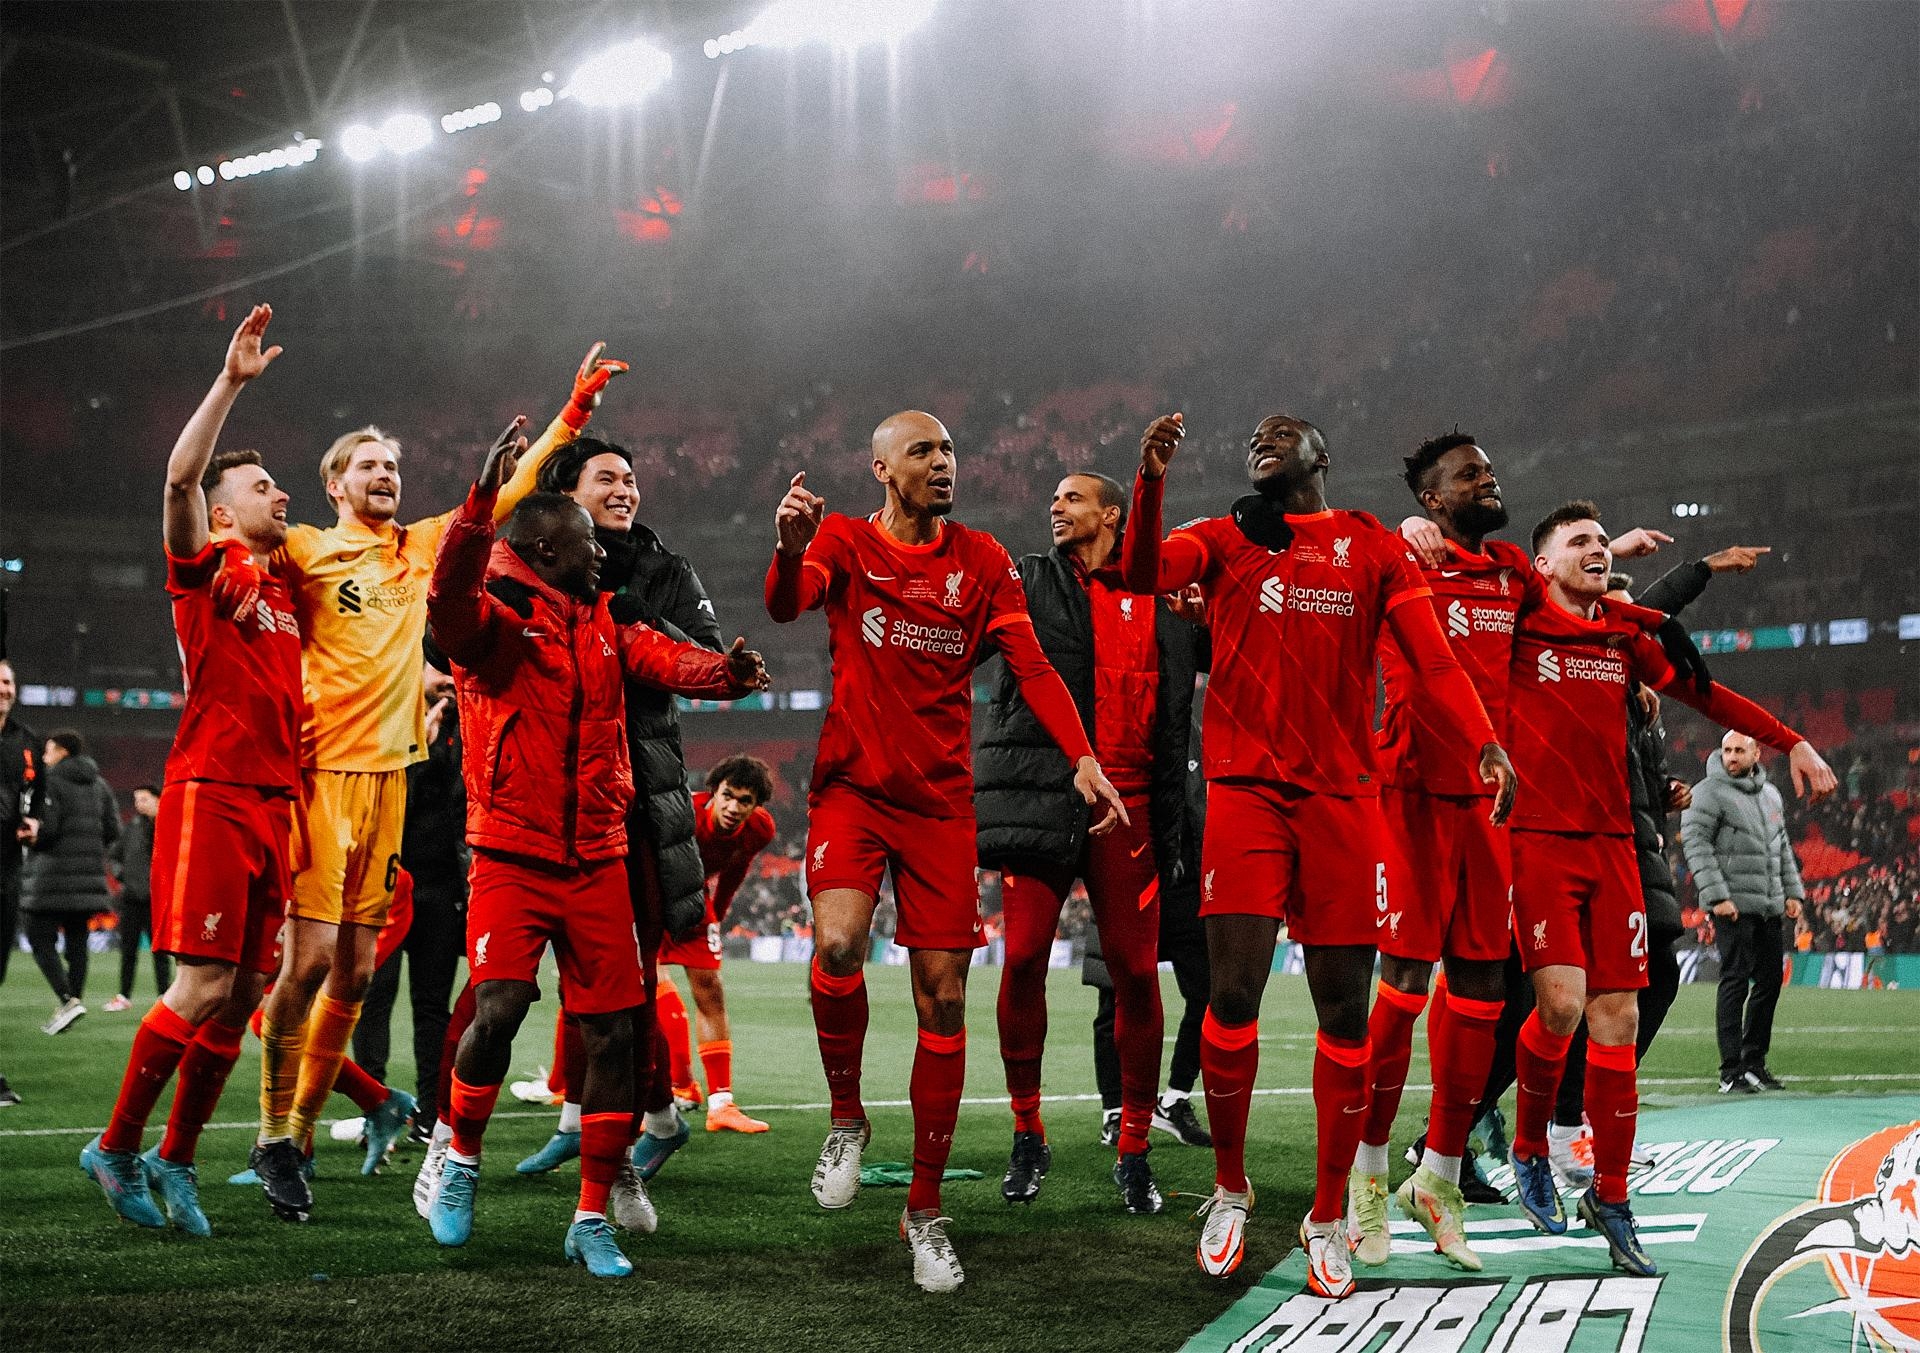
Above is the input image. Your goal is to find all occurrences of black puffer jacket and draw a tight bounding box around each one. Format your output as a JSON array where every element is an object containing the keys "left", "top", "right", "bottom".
[
  {"left": 600, "top": 523, "right": 723, "bottom": 937},
  {"left": 1628, "top": 560, "right": 1713, "bottom": 936},
  {"left": 22, "top": 755, "right": 119, "bottom": 915},
  {"left": 974, "top": 547, "right": 1204, "bottom": 897}
]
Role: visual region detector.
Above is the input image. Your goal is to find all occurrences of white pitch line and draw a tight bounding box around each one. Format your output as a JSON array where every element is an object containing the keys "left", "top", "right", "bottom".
[{"left": 2, "top": 1074, "right": 1916, "bottom": 1140}]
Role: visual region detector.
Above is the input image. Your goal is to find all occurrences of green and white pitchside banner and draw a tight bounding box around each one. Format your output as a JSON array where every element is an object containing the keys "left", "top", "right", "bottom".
[{"left": 1186, "top": 1095, "right": 1920, "bottom": 1353}]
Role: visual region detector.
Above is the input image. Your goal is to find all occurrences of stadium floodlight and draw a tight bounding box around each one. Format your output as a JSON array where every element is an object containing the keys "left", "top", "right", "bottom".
[
  {"left": 519, "top": 86, "right": 555, "bottom": 112},
  {"left": 740, "top": 0, "right": 939, "bottom": 49},
  {"left": 341, "top": 123, "right": 382, "bottom": 162},
  {"left": 563, "top": 37, "right": 673, "bottom": 107},
  {"left": 441, "top": 101, "right": 503, "bottom": 134},
  {"left": 195, "top": 165, "right": 215, "bottom": 185},
  {"left": 378, "top": 112, "right": 436, "bottom": 156},
  {"left": 173, "top": 170, "right": 193, "bottom": 190}
]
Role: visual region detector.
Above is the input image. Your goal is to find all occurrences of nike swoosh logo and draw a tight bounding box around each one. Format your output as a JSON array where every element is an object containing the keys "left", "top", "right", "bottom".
[
  {"left": 1129, "top": 840, "right": 1150, "bottom": 859},
  {"left": 1440, "top": 570, "right": 1463, "bottom": 578},
  {"left": 1204, "top": 1236, "right": 1237, "bottom": 1267},
  {"left": 521, "top": 628, "right": 546, "bottom": 638},
  {"left": 1206, "top": 1087, "right": 1246, "bottom": 1101},
  {"left": 865, "top": 572, "right": 896, "bottom": 582},
  {"left": 1341, "top": 1104, "right": 1366, "bottom": 1115}
]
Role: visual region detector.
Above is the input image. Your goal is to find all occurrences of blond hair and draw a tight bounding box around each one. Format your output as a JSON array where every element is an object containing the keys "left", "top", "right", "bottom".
[{"left": 319, "top": 426, "right": 401, "bottom": 497}]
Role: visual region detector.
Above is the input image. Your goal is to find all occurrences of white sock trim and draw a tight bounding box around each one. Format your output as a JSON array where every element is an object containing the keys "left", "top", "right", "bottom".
[
  {"left": 558, "top": 1101, "right": 582, "bottom": 1134},
  {"left": 1161, "top": 1087, "right": 1193, "bottom": 1104},
  {"left": 707, "top": 1090, "right": 735, "bottom": 1109},
  {"left": 572, "top": 1208, "right": 605, "bottom": 1225},
  {"left": 1421, "top": 1150, "right": 1462, "bottom": 1185},
  {"left": 448, "top": 1149, "right": 480, "bottom": 1166},
  {"left": 1354, "top": 1141, "right": 1390, "bottom": 1176},
  {"left": 430, "top": 1119, "right": 454, "bottom": 1148},
  {"left": 642, "top": 1108, "right": 679, "bottom": 1138}
]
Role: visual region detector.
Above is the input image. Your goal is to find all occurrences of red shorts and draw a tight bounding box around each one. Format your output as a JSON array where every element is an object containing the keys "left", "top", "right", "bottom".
[
  {"left": 151, "top": 781, "right": 292, "bottom": 975},
  {"left": 465, "top": 852, "right": 645, "bottom": 1015},
  {"left": 1200, "top": 780, "right": 1385, "bottom": 947},
  {"left": 658, "top": 893, "right": 724, "bottom": 971},
  {"left": 1379, "top": 785, "right": 1513, "bottom": 964},
  {"left": 805, "top": 784, "right": 983, "bottom": 950},
  {"left": 1510, "top": 829, "right": 1648, "bottom": 991}
]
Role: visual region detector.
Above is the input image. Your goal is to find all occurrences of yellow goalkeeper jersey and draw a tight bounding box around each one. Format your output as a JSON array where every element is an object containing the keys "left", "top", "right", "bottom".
[{"left": 278, "top": 513, "right": 451, "bottom": 772}]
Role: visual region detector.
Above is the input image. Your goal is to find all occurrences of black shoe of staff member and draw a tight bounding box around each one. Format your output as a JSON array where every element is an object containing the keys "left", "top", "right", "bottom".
[
  {"left": 1113, "top": 1150, "right": 1164, "bottom": 1215},
  {"left": 1001, "top": 1131, "right": 1051, "bottom": 1204},
  {"left": 251, "top": 1139, "right": 314, "bottom": 1222}
]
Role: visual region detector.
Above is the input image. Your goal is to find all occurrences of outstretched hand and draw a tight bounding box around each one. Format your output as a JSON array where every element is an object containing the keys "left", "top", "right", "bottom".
[
  {"left": 1789, "top": 741, "right": 1838, "bottom": 802},
  {"left": 1704, "top": 545, "right": 1771, "bottom": 574},
  {"left": 479, "top": 416, "right": 527, "bottom": 493},
  {"left": 224, "top": 304, "right": 283, "bottom": 384},
  {"left": 1075, "top": 756, "right": 1131, "bottom": 837},
  {"left": 775, "top": 471, "right": 826, "bottom": 556},
  {"left": 1140, "top": 413, "right": 1184, "bottom": 480},
  {"left": 724, "top": 637, "right": 771, "bottom": 692},
  {"left": 1609, "top": 527, "right": 1673, "bottom": 559},
  {"left": 1479, "top": 742, "right": 1518, "bottom": 825}
]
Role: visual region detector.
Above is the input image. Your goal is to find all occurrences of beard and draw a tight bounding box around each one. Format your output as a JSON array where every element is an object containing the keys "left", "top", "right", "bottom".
[{"left": 1455, "top": 499, "right": 1510, "bottom": 537}]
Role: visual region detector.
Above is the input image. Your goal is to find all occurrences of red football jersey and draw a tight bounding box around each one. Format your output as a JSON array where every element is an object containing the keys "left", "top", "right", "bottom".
[
  {"left": 164, "top": 543, "right": 303, "bottom": 793},
  {"left": 1161, "top": 508, "right": 1433, "bottom": 797},
  {"left": 1378, "top": 538, "right": 1535, "bottom": 797},
  {"left": 693, "top": 790, "right": 776, "bottom": 914},
  {"left": 771, "top": 513, "right": 1070, "bottom": 818}
]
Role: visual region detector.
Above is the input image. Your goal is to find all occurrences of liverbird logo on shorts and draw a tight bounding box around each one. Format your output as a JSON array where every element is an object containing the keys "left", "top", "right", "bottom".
[
  {"left": 1532, "top": 919, "right": 1548, "bottom": 950},
  {"left": 944, "top": 570, "right": 964, "bottom": 608},
  {"left": 201, "top": 913, "right": 222, "bottom": 942},
  {"left": 813, "top": 841, "right": 829, "bottom": 871},
  {"left": 474, "top": 932, "right": 490, "bottom": 967},
  {"left": 1204, "top": 869, "right": 1216, "bottom": 903}
]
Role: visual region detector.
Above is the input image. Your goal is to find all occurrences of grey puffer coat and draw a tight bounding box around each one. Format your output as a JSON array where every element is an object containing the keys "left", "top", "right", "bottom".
[{"left": 1679, "top": 752, "right": 1803, "bottom": 919}]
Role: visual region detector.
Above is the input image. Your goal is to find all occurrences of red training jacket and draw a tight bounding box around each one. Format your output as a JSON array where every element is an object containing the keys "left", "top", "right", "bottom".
[{"left": 429, "top": 486, "right": 750, "bottom": 866}]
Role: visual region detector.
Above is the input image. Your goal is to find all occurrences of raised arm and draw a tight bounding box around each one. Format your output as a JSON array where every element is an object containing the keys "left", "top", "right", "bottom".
[
  {"left": 765, "top": 472, "right": 831, "bottom": 622},
  {"left": 491, "top": 342, "right": 629, "bottom": 525},
  {"left": 1656, "top": 671, "right": 1835, "bottom": 800},
  {"left": 428, "top": 419, "right": 525, "bottom": 667},
  {"left": 1120, "top": 414, "right": 1209, "bottom": 595},
  {"left": 164, "top": 304, "right": 282, "bottom": 559},
  {"left": 1384, "top": 595, "right": 1516, "bottom": 823}
]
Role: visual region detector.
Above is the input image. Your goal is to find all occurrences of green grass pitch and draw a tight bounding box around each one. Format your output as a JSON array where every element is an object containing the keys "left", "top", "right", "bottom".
[{"left": 3, "top": 960, "right": 1917, "bottom": 1351}]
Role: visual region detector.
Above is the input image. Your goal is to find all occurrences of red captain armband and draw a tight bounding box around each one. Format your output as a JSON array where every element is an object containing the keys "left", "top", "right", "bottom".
[{"left": 208, "top": 539, "right": 264, "bottom": 623}]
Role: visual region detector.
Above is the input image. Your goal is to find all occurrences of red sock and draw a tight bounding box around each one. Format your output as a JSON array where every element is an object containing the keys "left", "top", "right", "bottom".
[
  {"left": 577, "top": 1111, "right": 631, "bottom": 1216},
  {"left": 810, "top": 960, "right": 868, "bottom": 1122},
  {"left": 1112, "top": 969, "right": 1164, "bottom": 1160},
  {"left": 448, "top": 1074, "right": 501, "bottom": 1158},
  {"left": 1428, "top": 993, "right": 1502, "bottom": 1158},
  {"left": 159, "top": 1017, "right": 245, "bottom": 1163},
  {"left": 644, "top": 1009, "right": 673, "bottom": 1113},
  {"left": 549, "top": 1009, "right": 571, "bottom": 1102},
  {"left": 102, "top": 1001, "right": 198, "bottom": 1154},
  {"left": 333, "top": 1057, "right": 389, "bottom": 1115},
  {"left": 1312, "top": 1031, "right": 1371, "bottom": 1223},
  {"left": 439, "top": 983, "right": 476, "bottom": 1126},
  {"left": 1359, "top": 981, "right": 1426, "bottom": 1151},
  {"left": 656, "top": 979, "right": 695, "bottom": 1089},
  {"left": 1199, "top": 1009, "right": 1259, "bottom": 1193},
  {"left": 248, "top": 1006, "right": 265, "bottom": 1039},
  {"left": 697, "top": 1040, "right": 733, "bottom": 1098},
  {"left": 1586, "top": 1041, "right": 1638, "bottom": 1204},
  {"left": 996, "top": 870, "right": 1056, "bottom": 1138},
  {"left": 1513, "top": 1011, "right": 1573, "bottom": 1161},
  {"left": 908, "top": 1027, "right": 966, "bottom": 1214}
]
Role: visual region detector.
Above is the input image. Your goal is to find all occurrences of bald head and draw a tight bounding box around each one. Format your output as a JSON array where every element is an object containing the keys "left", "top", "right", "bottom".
[
  {"left": 1720, "top": 731, "right": 1760, "bottom": 777},
  {"left": 871, "top": 410, "right": 956, "bottom": 517}
]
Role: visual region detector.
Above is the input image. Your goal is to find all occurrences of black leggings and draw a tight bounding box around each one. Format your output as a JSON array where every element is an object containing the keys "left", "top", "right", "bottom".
[
  {"left": 115, "top": 898, "right": 173, "bottom": 1000},
  {"left": 28, "top": 914, "right": 91, "bottom": 1004}
]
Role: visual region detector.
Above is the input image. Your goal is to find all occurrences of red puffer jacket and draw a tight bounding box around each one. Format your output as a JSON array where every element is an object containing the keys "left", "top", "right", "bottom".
[{"left": 428, "top": 486, "right": 747, "bottom": 866}]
